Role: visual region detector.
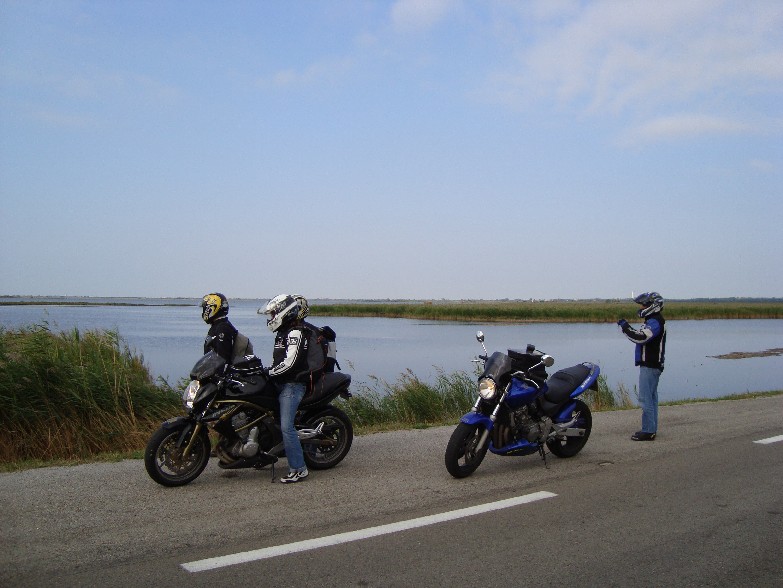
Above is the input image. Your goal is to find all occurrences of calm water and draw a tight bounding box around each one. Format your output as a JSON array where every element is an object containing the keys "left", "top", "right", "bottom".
[{"left": 1, "top": 299, "right": 781, "bottom": 401}]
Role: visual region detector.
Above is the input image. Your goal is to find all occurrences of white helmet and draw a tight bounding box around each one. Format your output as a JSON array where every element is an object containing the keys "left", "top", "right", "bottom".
[{"left": 262, "top": 294, "right": 309, "bottom": 332}]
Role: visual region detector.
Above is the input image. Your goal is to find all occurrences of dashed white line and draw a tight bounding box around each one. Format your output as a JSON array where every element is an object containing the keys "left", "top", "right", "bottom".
[
  {"left": 754, "top": 434, "right": 783, "bottom": 445},
  {"left": 181, "top": 490, "right": 557, "bottom": 573}
]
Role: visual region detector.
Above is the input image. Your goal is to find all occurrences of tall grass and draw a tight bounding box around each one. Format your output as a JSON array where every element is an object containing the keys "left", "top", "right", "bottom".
[
  {"left": 335, "top": 369, "right": 477, "bottom": 430},
  {"left": 312, "top": 300, "right": 783, "bottom": 322},
  {"left": 0, "top": 325, "right": 180, "bottom": 462},
  {"left": 335, "top": 370, "right": 635, "bottom": 431},
  {"left": 582, "top": 375, "right": 636, "bottom": 411}
]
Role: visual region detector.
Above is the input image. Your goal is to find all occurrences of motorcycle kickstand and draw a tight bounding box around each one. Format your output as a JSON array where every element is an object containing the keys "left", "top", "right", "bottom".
[{"left": 538, "top": 443, "right": 549, "bottom": 469}]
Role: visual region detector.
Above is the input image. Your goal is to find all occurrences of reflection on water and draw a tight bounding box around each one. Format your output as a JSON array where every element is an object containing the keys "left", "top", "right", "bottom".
[{"left": 1, "top": 300, "right": 781, "bottom": 401}]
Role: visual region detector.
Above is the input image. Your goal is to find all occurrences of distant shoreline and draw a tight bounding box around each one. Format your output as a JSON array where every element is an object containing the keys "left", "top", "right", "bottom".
[
  {"left": 0, "top": 300, "right": 191, "bottom": 307},
  {"left": 3, "top": 297, "right": 781, "bottom": 322}
]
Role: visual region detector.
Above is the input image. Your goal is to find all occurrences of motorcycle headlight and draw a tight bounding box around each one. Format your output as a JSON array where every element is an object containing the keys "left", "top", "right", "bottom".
[
  {"left": 478, "top": 377, "right": 497, "bottom": 400},
  {"left": 182, "top": 380, "right": 200, "bottom": 409}
]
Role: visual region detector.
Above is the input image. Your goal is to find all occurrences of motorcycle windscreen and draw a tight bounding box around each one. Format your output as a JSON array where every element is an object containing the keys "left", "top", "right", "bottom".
[
  {"left": 190, "top": 351, "right": 227, "bottom": 380},
  {"left": 480, "top": 351, "right": 515, "bottom": 383}
]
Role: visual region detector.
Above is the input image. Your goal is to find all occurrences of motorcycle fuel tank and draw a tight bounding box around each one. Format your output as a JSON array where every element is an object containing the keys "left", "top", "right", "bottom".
[{"left": 505, "top": 378, "right": 545, "bottom": 409}]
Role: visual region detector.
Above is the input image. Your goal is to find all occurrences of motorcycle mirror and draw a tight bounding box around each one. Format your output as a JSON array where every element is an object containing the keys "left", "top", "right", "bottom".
[
  {"left": 476, "top": 331, "right": 484, "bottom": 343},
  {"left": 541, "top": 354, "right": 555, "bottom": 367}
]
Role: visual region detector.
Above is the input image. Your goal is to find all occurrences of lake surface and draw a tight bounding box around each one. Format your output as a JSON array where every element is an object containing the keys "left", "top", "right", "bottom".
[{"left": 1, "top": 298, "right": 781, "bottom": 401}]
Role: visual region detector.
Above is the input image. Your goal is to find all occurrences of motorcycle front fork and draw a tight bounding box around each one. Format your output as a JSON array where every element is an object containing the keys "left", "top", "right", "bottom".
[
  {"left": 473, "top": 389, "right": 509, "bottom": 452},
  {"left": 180, "top": 422, "right": 204, "bottom": 458}
]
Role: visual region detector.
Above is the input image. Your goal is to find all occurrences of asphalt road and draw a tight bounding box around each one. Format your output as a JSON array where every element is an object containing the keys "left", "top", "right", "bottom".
[{"left": 2, "top": 396, "right": 782, "bottom": 587}]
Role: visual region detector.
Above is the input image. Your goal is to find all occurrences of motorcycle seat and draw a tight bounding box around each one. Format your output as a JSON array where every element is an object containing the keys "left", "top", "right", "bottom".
[
  {"left": 542, "top": 364, "right": 593, "bottom": 407},
  {"left": 302, "top": 372, "right": 352, "bottom": 406}
]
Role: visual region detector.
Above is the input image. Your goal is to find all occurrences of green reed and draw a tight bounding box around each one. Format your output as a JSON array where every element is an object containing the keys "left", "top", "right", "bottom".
[
  {"left": 582, "top": 375, "right": 636, "bottom": 411},
  {"left": 335, "top": 370, "right": 634, "bottom": 432},
  {"left": 312, "top": 300, "right": 783, "bottom": 322},
  {"left": 0, "top": 325, "right": 180, "bottom": 462},
  {"left": 335, "top": 369, "right": 477, "bottom": 430}
]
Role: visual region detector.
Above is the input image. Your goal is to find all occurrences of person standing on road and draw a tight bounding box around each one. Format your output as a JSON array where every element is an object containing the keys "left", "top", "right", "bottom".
[
  {"left": 617, "top": 292, "right": 667, "bottom": 441},
  {"left": 262, "top": 294, "right": 312, "bottom": 484}
]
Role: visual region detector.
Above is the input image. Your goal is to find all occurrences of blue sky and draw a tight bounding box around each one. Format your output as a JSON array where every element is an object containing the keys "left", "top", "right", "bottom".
[{"left": 2, "top": 0, "right": 781, "bottom": 300}]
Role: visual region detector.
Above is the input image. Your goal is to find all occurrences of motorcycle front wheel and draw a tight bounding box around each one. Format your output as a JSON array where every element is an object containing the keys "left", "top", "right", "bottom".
[
  {"left": 445, "top": 422, "right": 489, "bottom": 478},
  {"left": 302, "top": 407, "right": 353, "bottom": 470},
  {"left": 546, "top": 399, "right": 592, "bottom": 458},
  {"left": 144, "top": 423, "right": 211, "bottom": 487}
]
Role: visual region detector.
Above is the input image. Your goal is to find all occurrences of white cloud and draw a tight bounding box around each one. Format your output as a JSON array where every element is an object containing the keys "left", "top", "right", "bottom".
[
  {"left": 390, "top": 0, "right": 457, "bottom": 31},
  {"left": 620, "top": 114, "right": 755, "bottom": 145},
  {"left": 484, "top": 0, "right": 783, "bottom": 120},
  {"left": 30, "top": 109, "right": 94, "bottom": 128},
  {"left": 749, "top": 159, "right": 776, "bottom": 172},
  {"left": 261, "top": 56, "right": 354, "bottom": 89}
]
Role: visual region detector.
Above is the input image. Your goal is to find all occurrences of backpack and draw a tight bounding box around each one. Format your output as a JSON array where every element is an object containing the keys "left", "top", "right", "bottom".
[
  {"left": 301, "top": 321, "right": 340, "bottom": 393},
  {"left": 320, "top": 325, "right": 340, "bottom": 373},
  {"left": 230, "top": 331, "right": 255, "bottom": 365}
]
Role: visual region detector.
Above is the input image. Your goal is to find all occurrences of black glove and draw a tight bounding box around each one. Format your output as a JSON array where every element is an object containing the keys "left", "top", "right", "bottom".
[{"left": 617, "top": 319, "right": 629, "bottom": 330}]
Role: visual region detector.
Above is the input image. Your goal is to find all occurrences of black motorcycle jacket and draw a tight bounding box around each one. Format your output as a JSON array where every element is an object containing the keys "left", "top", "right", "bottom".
[
  {"left": 269, "top": 324, "right": 311, "bottom": 384},
  {"left": 204, "top": 317, "right": 238, "bottom": 362},
  {"left": 621, "top": 312, "right": 666, "bottom": 371}
]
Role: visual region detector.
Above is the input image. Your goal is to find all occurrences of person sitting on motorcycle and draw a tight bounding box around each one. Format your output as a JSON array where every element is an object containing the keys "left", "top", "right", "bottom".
[
  {"left": 201, "top": 293, "right": 237, "bottom": 363},
  {"left": 263, "top": 293, "right": 312, "bottom": 484}
]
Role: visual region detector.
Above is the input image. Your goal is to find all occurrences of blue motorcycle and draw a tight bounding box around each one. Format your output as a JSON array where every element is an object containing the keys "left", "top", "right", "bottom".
[{"left": 445, "top": 331, "right": 600, "bottom": 478}]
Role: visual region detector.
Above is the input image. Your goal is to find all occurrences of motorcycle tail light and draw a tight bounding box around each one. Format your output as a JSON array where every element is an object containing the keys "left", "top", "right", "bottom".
[{"left": 478, "top": 378, "right": 497, "bottom": 400}]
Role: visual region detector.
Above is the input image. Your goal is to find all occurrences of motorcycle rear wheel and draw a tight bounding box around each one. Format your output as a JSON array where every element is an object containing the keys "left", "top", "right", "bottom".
[
  {"left": 546, "top": 399, "right": 592, "bottom": 458},
  {"left": 302, "top": 407, "right": 353, "bottom": 470},
  {"left": 144, "top": 423, "right": 211, "bottom": 487},
  {"left": 445, "top": 422, "right": 489, "bottom": 478}
]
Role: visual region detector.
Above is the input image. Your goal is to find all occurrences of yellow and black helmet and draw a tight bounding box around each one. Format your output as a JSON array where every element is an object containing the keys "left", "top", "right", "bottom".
[{"left": 201, "top": 292, "right": 229, "bottom": 323}]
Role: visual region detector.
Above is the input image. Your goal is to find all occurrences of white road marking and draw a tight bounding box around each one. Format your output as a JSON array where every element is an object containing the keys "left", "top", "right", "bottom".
[
  {"left": 181, "top": 490, "right": 556, "bottom": 573},
  {"left": 754, "top": 434, "right": 783, "bottom": 445}
]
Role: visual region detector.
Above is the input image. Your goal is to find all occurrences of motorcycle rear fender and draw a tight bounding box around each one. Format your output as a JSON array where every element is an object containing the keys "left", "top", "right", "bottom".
[
  {"left": 459, "top": 411, "right": 494, "bottom": 430},
  {"left": 572, "top": 362, "right": 600, "bottom": 398}
]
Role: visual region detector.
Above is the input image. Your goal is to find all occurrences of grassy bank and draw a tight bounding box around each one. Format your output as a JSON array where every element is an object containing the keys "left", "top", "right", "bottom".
[
  {"left": 311, "top": 300, "right": 783, "bottom": 322},
  {"left": 0, "top": 325, "right": 180, "bottom": 464},
  {"left": 1, "top": 324, "right": 780, "bottom": 471}
]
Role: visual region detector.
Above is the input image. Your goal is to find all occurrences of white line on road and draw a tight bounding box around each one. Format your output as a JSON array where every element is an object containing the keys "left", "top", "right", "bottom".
[
  {"left": 181, "top": 490, "right": 557, "bottom": 573},
  {"left": 754, "top": 434, "right": 783, "bottom": 445}
]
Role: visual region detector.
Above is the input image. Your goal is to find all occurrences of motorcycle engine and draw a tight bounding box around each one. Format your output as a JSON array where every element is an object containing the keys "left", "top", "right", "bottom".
[
  {"left": 229, "top": 411, "right": 259, "bottom": 458},
  {"left": 231, "top": 411, "right": 250, "bottom": 440},
  {"left": 513, "top": 407, "right": 547, "bottom": 442}
]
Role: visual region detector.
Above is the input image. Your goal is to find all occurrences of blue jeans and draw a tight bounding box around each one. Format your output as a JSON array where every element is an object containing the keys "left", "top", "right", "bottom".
[
  {"left": 278, "top": 382, "right": 306, "bottom": 472},
  {"left": 639, "top": 366, "right": 662, "bottom": 433}
]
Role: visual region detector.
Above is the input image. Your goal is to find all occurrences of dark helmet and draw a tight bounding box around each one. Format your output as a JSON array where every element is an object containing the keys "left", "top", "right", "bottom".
[
  {"left": 201, "top": 292, "right": 229, "bottom": 324},
  {"left": 634, "top": 292, "right": 664, "bottom": 318}
]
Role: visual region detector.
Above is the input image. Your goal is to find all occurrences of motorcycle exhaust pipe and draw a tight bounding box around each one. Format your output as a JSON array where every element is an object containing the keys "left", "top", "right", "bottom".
[{"left": 551, "top": 412, "right": 585, "bottom": 438}]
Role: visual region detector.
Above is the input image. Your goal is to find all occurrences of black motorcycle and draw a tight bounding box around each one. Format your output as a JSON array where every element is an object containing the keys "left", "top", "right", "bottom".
[{"left": 144, "top": 351, "right": 353, "bottom": 486}]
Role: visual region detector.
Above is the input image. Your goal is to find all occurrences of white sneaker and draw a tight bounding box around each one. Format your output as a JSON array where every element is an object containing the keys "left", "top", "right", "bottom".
[{"left": 279, "top": 469, "right": 309, "bottom": 483}]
